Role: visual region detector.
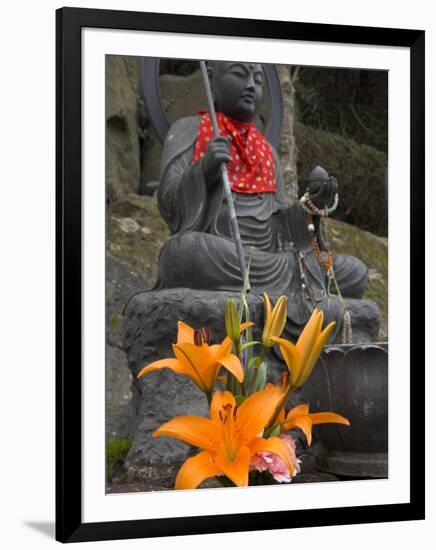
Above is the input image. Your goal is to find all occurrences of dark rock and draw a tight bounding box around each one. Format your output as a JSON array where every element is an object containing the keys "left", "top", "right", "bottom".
[
  {"left": 105, "top": 344, "right": 139, "bottom": 441},
  {"left": 316, "top": 451, "right": 388, "bottom": 479},
  {"left": 276, "top": 65, "right": 299, "bottom": 203},
  {"left": 141, "top": 70, "right": 208, "bottom": 185},
  {"left": 292, "top": 472, "right": 339, "bottom": 483},
  {"left": 105, "top": 255, "right": 147, "bottom": 442},
  {"left": 297, "top": 441, "right": 328, "bottom": 474},
  {"left": 125, "top": 464, "right": 179, "bottom": 488},
  {"left": 344, "top": 299, "right": 380, "bottom": 343},
  {"left": 106, "top": 56, "right": 141, "bottom": 200},
  {"left": 106, "top": 254, "right": 147, "bottom": 349},
  {"left": 125, "top": 368, "right": 209, "bottom": 469},
  {"left": 107, "top": 483, "right": 171, "bottom": 494}
]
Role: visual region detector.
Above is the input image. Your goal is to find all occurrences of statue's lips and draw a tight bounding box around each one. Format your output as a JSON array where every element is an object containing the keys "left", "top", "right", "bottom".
[{"left": 240, "top": 93, "right": 256, "bottom": 104}]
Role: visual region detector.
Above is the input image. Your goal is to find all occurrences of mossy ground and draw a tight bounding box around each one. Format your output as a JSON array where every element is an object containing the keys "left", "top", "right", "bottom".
[
  {"left": 326, "top": 218, "right": 388, "bottom": 340},
  {"left": 106, "top": 437, "right": 134, "bottom": 482},
  {"left": 107, "top": 193, "right": 169, "bottom": 285}
]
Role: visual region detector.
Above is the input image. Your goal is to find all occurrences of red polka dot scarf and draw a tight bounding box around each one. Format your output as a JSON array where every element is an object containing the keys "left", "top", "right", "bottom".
[{"left": 192, "top": 112, "right": 276, "bottom": 194}]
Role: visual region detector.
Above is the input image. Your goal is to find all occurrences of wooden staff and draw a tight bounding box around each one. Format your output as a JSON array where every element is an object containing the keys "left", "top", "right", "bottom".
[{"left": 199, "top": 61, "right": 249, "bottom": 287}]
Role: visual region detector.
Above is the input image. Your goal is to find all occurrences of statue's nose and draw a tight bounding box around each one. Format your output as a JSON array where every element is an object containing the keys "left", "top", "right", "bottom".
[{"left": 245, "top": 74, "right": 256, "bottom": 91}]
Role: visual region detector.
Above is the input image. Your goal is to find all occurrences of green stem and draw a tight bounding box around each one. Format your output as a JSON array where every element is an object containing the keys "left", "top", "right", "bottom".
[
  {"left": 206, "top": 391, "right": 212, "bottom": 408},
  {"left": 258, "top": 347, "right": 267, "bottom": 363},
  {"left": 248, "top": 347, "right": 267, "bottom": 395},
  {"left": 264, "top": 418, "right": 289, "bottom": 438}
]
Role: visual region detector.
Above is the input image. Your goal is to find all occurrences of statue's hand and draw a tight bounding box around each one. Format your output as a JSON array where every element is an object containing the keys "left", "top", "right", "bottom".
[
  {"left": 308, "top": 176, "right": 338, "bottom": 210},
  {"left": 202, "top": 136, "right": 232, "bottom": 188}
]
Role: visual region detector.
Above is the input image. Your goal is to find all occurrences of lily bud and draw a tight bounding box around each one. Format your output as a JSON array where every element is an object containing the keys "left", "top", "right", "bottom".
[
  {"left": 261, "top": 293, "right": 287, "bottom": 348},
  {"left": 225, "top": 299, "right": 240, "bottom": 342}
]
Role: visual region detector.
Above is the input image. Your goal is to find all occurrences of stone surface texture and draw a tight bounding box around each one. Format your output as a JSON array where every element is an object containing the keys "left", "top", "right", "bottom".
[
  {"left": 106, "top": 56, "right": 141, "bottom": 200},
  {"left": 105, "top": 255, "right": 147, "bottom": 441},
  {"left": 277, "top": 65, "right": 299, "bottom": 204}
]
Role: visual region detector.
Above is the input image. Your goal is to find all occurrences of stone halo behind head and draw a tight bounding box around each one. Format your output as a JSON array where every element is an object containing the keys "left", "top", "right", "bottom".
[{"left": 140, "top": 57, "right": 284, "bottom": 148}]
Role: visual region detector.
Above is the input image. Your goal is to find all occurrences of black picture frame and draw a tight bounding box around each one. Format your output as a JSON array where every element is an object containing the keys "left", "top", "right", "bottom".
[{"left": 56, "top": 6, "right": 425, "bottom": 543}]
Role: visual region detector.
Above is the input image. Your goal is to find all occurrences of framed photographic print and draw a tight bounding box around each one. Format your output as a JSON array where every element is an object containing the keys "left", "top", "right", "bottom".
[{"left": 56, "top": 7, "right": 425, "bottom": 543}]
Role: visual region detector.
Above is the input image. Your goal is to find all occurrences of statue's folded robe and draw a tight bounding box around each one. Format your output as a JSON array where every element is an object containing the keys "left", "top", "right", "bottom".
[{"left": 155, "top": 116, "right": 367, "bottom": 338}]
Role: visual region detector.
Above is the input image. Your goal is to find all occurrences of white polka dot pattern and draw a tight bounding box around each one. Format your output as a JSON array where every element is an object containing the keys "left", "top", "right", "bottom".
[{"left": 193, "top": 112, "right": 276, "bottom": 194}]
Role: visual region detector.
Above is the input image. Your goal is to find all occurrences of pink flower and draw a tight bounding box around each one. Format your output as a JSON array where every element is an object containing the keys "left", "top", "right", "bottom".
[{"left": 250, "top": 434, "right": 301, "bottom": 483}]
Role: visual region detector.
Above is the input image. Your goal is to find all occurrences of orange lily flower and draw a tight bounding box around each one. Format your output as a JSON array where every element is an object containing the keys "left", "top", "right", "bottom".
[
  {"left": 276, "top": 404, "right": 350, "bottom": 446},
  {"left": 137, "top": 321, "right": 246, "bottom": 395},
  {"left": 271, "top": 308, "right": 335, "bottom": 389},
  {"left": 153, "top": 385, "right": 297, "bottom": 489},
  {"left": 261, "top": 293, "right": 287, "bottom": 348}
]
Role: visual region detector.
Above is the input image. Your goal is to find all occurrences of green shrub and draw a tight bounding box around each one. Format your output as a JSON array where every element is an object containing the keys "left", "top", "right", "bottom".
[{"left": 296, "top": 123, "right": 387, "bottom": 236}]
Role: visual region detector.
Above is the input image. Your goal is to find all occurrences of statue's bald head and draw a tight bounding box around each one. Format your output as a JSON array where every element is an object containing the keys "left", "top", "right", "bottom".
[{"left": 206, "top": 60, "right": 264, "bottom": 122}]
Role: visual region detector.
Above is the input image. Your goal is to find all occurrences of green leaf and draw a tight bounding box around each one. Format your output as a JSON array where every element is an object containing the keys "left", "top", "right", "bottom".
[
  {"left": 225, "top": 299, "right": 240, "bottom": 342},
  {"left": 253, "top": 362, "right": 267, "bottom": 392},
  {"left": 235, "top": 394, "right": 246, "bottom": 406},
  {"left": 247, "top": 356, "right": 261, "bottom": 372},
  {"left": 240, "top": 340, "right": 261, "bottom": 352}
]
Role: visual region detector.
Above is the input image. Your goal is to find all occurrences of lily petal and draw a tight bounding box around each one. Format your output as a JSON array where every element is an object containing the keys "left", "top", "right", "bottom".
[
  {"left": 309, "top": 412, "right": 350, "bottom": 426},
  {"left": 240, "top": 321, "right": 254, "bottom": 332},
  {"left": 249, "top": 436, "right": 296, "bottom": 477},
  {"left": 297, "top": 309, "right": 323, "bottom": 369},
  {"left": 209, "top": 336, "right": 233, "bottom": 361},
  {"left": 177, "top": 321, "right": 195, "bottom": 344},
  {"left": 270, "top": 296, "right": 287, "bottom": 340},
  {"left": 271, "top": 337, "right": 301, "bottom": 386},
  {"left": 286, "top": 404, "right": 310, "bottom": 420},
  {"left": 215, "top": 446, "right": 251, "bottom": 487},
  {"left": 297, "top": 320, "right": 335, "bottom": 387},
  {"left": 263, "top": 293, "right": 272, "bottom": 332},
  {"left": 285, "top": 415, "right": 313, "bottom": 446},
  {"left": 173, "top": 343, "right": 212, "bottom": 391},
  {"left": 137, "top": 358, "right": 187, "bottom": 379},
  {"left": 236, "top": 384, "right": 284, "bottom": 444},
  {"left": 201, "top": 363, "right": 222, "bottom": 392},
  {"left": 153, "top": 415, "right": 221, "bottom": 452},
  {"left": 217, "top": 354, "right": 244, "bottom": 383},
  {"left": 210, "top": 391, "right": 236, "bottom": 424},
  {"left": 175, "top": 451, "right": 221, "bottom": 490},
  {"left": 283, "top": 407, "right": 349, "bottom": 444}
]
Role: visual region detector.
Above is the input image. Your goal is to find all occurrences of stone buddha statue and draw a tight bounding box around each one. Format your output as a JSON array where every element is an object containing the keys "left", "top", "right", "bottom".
[{"left": 153, "top": 60, "right": 370, "bottom": 341}]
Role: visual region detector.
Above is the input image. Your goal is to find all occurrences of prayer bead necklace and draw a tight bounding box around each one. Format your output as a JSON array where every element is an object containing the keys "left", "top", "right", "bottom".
[
  {"left": 307, "top": 214, "right": 334, "bottom": 273},
  {"left": 303, "top": 191, "right": 353, "bottom": 344},
  {"left": 300, "top": 190, "right": 339, "bottom": 217}
]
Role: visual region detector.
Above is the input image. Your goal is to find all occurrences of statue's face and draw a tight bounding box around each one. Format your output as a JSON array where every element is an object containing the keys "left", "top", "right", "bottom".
[{"left": 212, "top": 62, "right": 264, "bottom": 123}]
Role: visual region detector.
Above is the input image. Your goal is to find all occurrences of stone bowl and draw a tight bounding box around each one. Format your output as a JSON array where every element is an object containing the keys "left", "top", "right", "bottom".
[{"left": 301, "top": 343, "right": 388, "bottom": 478}]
